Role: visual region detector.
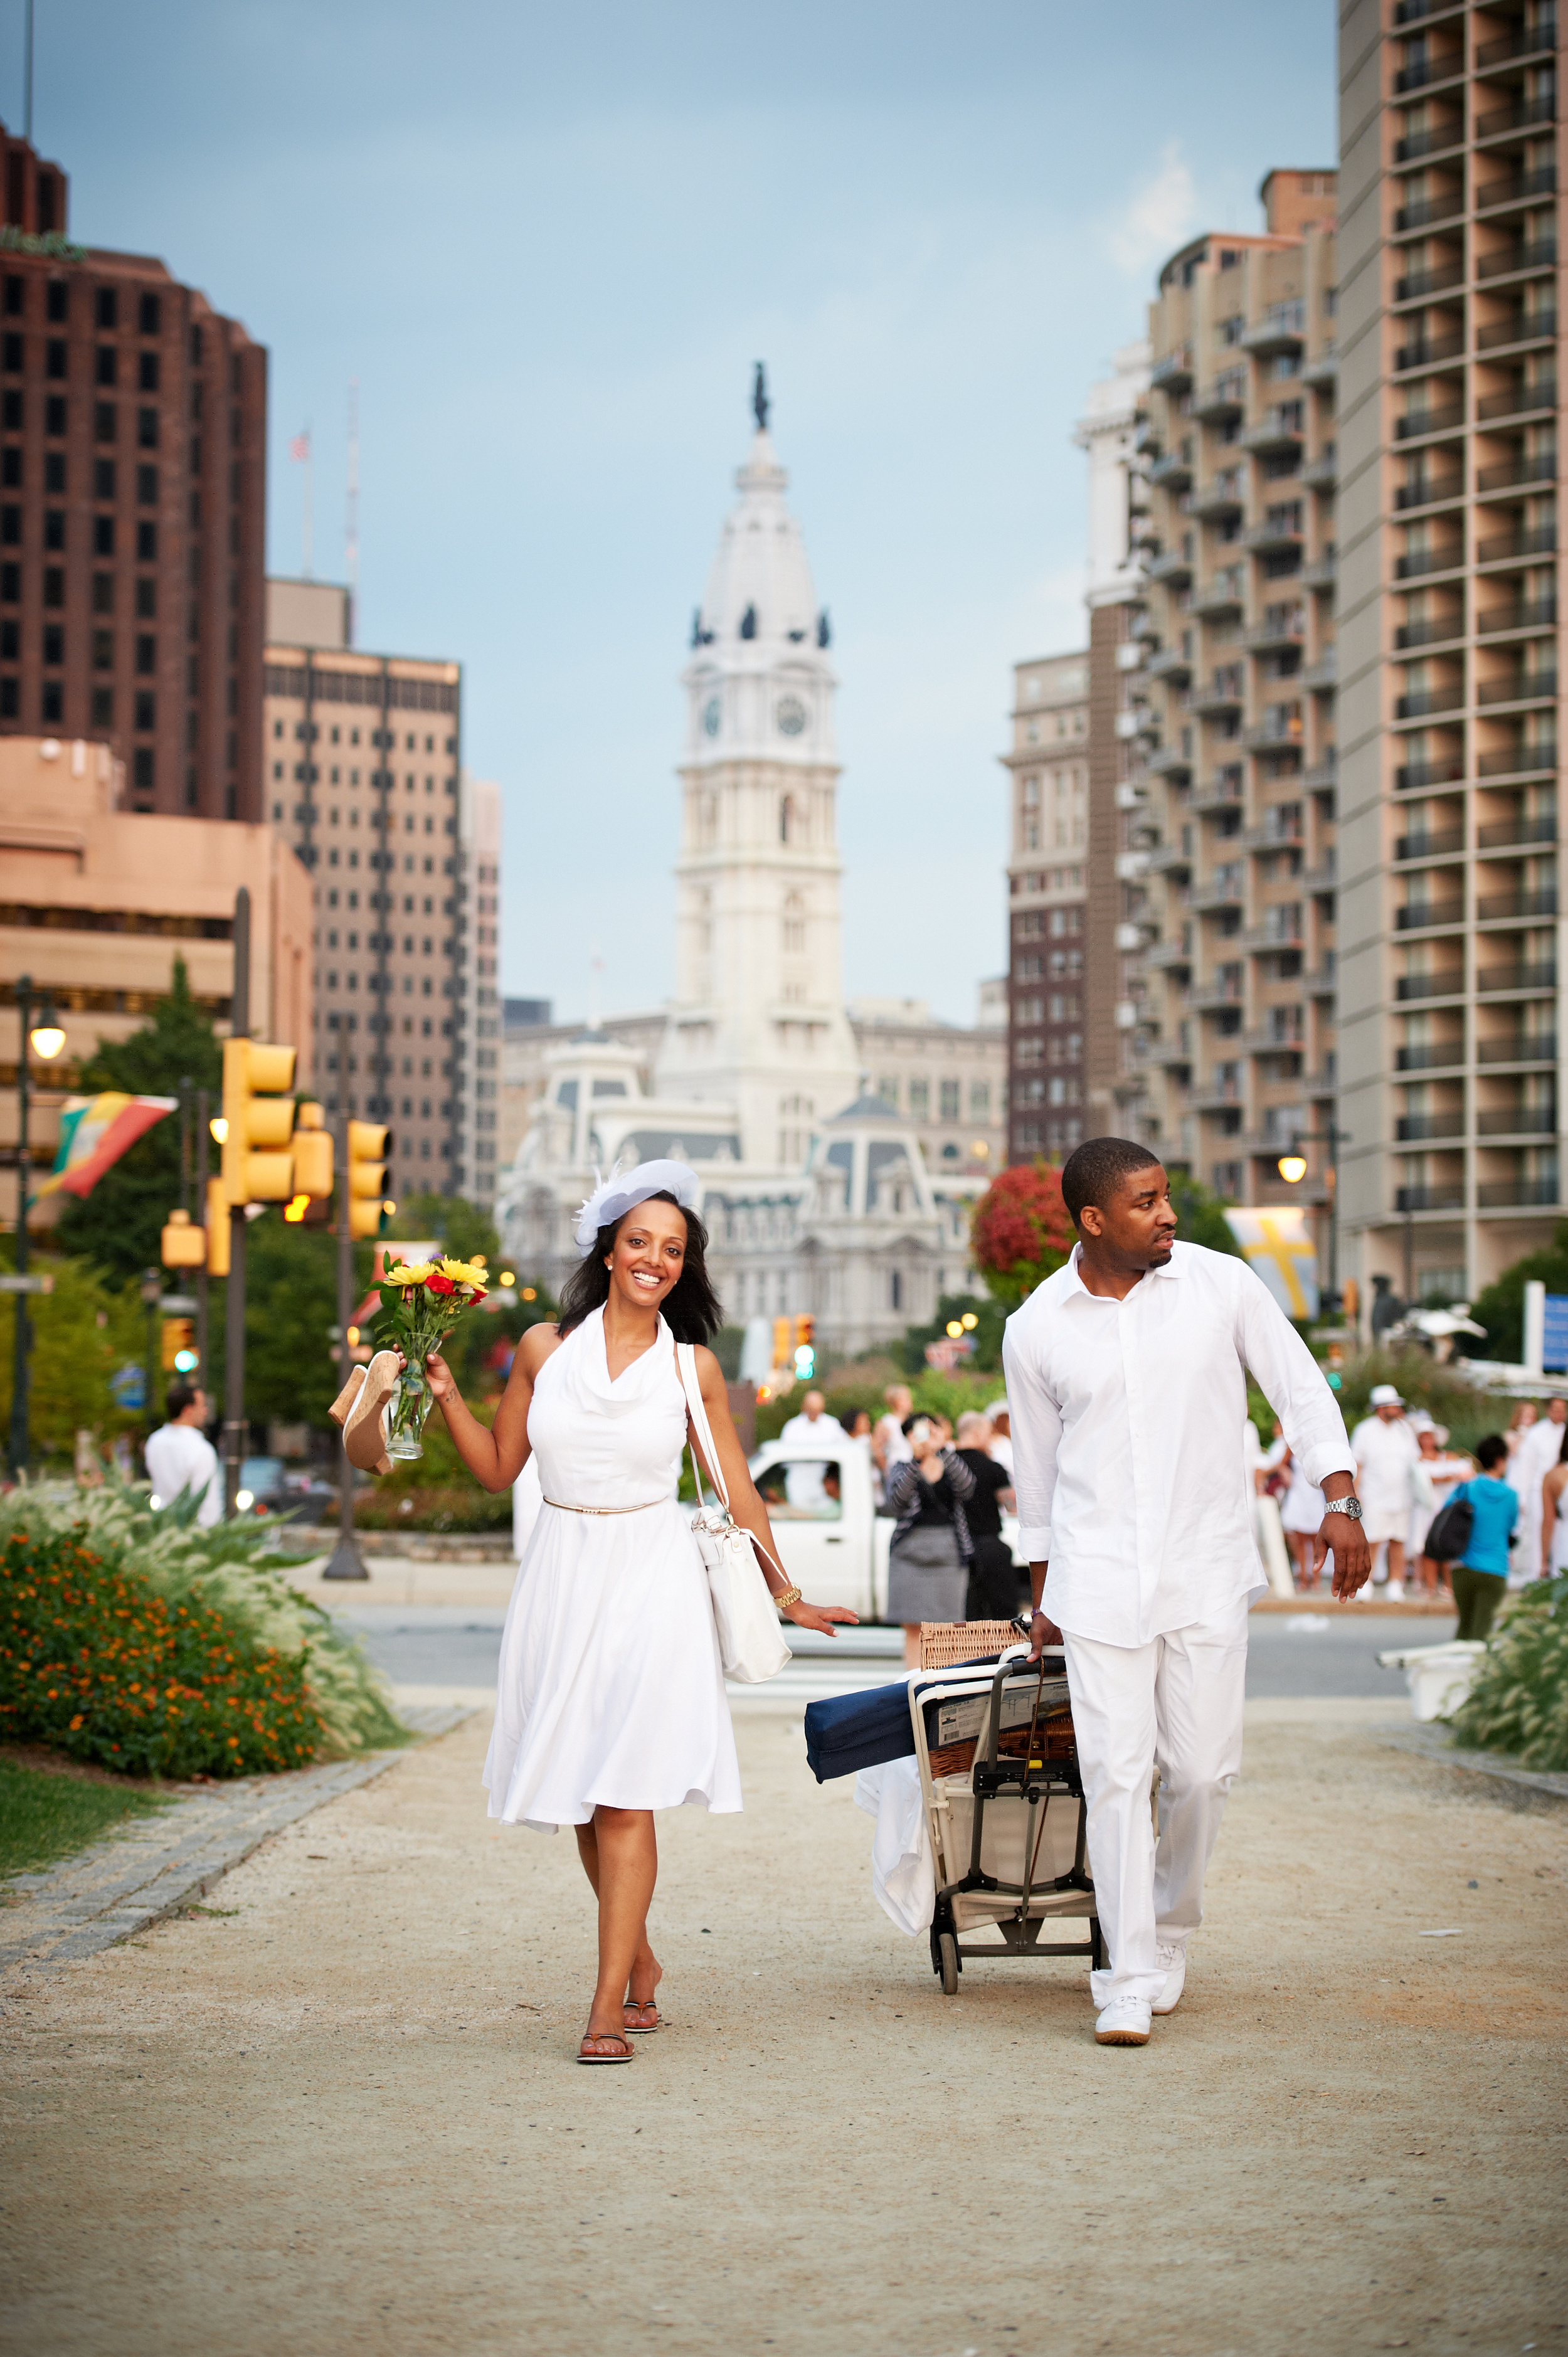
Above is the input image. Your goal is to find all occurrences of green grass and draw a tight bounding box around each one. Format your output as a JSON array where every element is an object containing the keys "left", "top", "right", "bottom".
[{"left": 0, "top": 1758, "right": 176, "bottom": 1882}]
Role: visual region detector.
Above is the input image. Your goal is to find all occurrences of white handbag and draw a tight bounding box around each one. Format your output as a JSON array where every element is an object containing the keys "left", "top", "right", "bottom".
[{"left": 675, "top": 1342, "right": 792, "bottom": 1685}]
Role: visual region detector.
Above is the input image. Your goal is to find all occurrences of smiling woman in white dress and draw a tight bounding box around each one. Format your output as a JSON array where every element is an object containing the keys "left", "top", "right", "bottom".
[{"left": 416, "top": 1160, "right": 857, "bottom": 2064}]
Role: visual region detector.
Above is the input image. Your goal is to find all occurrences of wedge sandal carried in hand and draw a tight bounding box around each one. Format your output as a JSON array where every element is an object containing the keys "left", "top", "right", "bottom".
[
  {"left": 342, "top": 1350, "right": 399, "bottom": 1476},
  {"left": 327, "top": 1362, "right": 367, "bottom": 1428}
]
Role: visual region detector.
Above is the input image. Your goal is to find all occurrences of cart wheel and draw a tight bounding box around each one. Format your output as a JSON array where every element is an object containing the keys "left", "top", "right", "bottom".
[{"left": 938, "top": 1932, "right": 959, "bottom": 1996}]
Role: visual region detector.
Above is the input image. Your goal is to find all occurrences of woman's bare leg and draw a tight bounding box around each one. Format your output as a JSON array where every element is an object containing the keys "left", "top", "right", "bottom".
[
  {"left": 579, "top": 1807, "right": 659, "bottom": 2039},
  {"left": 575, "top": 1819, "right": 662, "bottom": 2008}
]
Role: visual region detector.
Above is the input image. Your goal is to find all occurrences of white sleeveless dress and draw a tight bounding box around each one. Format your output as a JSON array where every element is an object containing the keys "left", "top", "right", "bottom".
[{"left": 481, "top": 1306, "right": 742, "bottom": 1832}]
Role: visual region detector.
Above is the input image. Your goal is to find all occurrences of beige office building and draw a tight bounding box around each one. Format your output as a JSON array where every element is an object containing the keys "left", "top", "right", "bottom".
[
  {"left": 1002, "top": 652, "right": 1091, "bottom": 1160},
  {"left": 1337, "top": 0, "right": 1563, "bottom": 1304},
  {"left": 1123, "top": 171, "right": 1340, "bottom": 1239},
  {"left": 262, "top": 578, "right": 496, "bottom": 1205},
  {"left": 1, "top": 732, "right": 312, "bottom": 1230}
]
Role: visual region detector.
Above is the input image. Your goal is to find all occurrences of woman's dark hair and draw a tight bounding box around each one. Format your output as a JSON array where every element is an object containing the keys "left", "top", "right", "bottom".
[
  {"left": 1476, "top": 1434, "right": 1508, "bottom": 1471},
  {"left": 557, "top": 1192, "right": 723, "bottom": 1346}
]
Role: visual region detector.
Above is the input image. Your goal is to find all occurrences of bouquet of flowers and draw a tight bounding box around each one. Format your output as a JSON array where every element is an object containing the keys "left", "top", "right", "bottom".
[{"left": 375, "top": 1256, "right": 489, "bottom": 1460}]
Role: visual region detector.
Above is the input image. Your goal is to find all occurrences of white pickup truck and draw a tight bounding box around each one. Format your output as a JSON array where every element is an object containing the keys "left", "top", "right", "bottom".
[{"left": 743, "top": 1434, "right": 1024, "bottom": 1624}]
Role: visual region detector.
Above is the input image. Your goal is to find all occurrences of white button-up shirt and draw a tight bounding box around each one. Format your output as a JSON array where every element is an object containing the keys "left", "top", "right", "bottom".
[
  {"left": 144, "top": 1420, "right": 223, "bottom": 1526},
  {"left": 1002, "top": 1240, "right": 1355, "bottom": 1648}
]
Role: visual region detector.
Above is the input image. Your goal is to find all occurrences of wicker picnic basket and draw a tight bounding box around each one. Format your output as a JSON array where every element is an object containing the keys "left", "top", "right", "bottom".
[
  {"left": 918, "top": 1619, "right": 1022, "bottom": 1671},
  {"left": 918, "top": 1621, "right": 1076, "bottom": 1777}
]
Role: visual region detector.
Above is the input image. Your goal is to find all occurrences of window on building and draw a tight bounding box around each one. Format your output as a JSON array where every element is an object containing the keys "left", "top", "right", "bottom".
[
  {"left": 908, "top": 1079, "right": 929, "bottom": 1116},
  {"left": 940, "top": 1079, "right": 960, "bottom": 1121}
]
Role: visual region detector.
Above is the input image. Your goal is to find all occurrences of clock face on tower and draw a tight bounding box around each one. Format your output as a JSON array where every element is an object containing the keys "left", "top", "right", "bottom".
[
  {"left": 701, "top": 696, "right": 722, "bottom": 738},
  {"left": 775, "top": 695, "right": 808, "bottom": 738}
]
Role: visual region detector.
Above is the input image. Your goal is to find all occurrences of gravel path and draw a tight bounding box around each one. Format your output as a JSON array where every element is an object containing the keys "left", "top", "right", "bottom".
[{"left": 2, "top": 1697, "right": 1564, "bottom": 2356}]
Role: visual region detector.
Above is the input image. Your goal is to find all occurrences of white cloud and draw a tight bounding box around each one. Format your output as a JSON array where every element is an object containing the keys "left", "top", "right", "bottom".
[{"left": 1104, "top": 140, "right": 1202, "bottom": 278}]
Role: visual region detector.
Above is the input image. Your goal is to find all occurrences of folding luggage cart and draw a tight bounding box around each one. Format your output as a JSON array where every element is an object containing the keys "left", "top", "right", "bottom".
[{"left": 911, "top": 1646, "right": 1101, "bottom": 1996}]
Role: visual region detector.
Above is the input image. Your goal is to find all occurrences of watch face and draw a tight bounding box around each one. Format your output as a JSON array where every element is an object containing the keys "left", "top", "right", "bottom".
[
  {"left": 702, "top": 696, "right": 722, "bottom": 738},
  {"left": 775, "top": 694, "right": 807, "bottom": 738}
]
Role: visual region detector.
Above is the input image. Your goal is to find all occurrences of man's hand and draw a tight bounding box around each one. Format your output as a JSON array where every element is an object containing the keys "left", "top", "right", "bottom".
[
  {"left": 1315, "top": 1508, "right": 1372, "bottom": 1598},
  {"left": 1027, "top": 1608, "right": 1063, "bottom": 1663}
]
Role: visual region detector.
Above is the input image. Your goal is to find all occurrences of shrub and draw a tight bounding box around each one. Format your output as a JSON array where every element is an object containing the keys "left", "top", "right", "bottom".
[
  {"left": 1448, "top": 1576, "right": 1568, "bottom": 1772},
  {"left": 971, "top": 1163, "right": 1074, "bottom": 1308},
  {"left": 0, "top": 1480, "right": 405, "bottom": 1776}
]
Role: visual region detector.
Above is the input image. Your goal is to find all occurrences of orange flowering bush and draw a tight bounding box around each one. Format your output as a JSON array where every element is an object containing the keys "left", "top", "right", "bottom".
[
  {"left": 0, "top": 1526, "right": 318, "bottom": 1777},
  {"left": 970, "top": 1161, "right": 1076, "bottom": 1307}
]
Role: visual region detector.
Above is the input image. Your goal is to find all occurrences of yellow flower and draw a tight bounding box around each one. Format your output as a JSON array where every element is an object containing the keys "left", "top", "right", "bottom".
[
  {"left": 437, "top": 1256, "right": 488, "bottom": 1288},
  {"left": 383, "top": 1261, "right": 437, "bottom": 1287}
]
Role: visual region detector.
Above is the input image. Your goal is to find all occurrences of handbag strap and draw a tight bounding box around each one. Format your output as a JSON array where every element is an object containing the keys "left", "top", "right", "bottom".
[{"left": 674, "top": 1339, "right": 792, "bottom": 1587}]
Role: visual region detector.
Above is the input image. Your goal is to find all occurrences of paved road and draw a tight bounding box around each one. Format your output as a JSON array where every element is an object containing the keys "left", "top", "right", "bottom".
[{"left": 338, "top": 1602, "right": 1457, "bottom": 1703}]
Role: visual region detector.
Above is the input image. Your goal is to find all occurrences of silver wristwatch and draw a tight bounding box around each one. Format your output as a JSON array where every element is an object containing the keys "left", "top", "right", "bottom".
[{"left": 1326, "top": 1494, "right": 1364, "bottom": 1522}]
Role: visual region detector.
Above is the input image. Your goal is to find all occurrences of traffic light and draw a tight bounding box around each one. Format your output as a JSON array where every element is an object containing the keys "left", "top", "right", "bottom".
[
  {"left": 221, "top": 1038, "right": 298, "bottom": 1204},
  {"left": 772, "top": 1315, "right": 792, "bottom": 1372},
  {"left": 206, "top": 1177, "right": 230, "bottom": 1276},
  {"left": 160, "top": 1208, "right": 206, "bottom": 1269},
  {"left": 345, "top": 1120, "right": 392, "bottom": 1239},
  {"left": 161, "top": 1317, "right": 196, "bottom": 1372},
  {"left": 290, "top": 1101, "right": 334, "bottom": 1200},
  {"left": 793, "top": 1313, "right": 816, "bottom": 1381}
]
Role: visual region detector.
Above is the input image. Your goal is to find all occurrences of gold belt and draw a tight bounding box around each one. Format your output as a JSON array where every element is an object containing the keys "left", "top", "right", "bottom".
[{"left": 543, "top": 1495, "right": 665, "bottom": 1517}]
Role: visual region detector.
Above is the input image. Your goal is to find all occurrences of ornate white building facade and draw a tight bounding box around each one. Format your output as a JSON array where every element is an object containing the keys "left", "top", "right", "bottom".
[{"left": 495, "top": 384, "right": 992, "bottom": 1356}]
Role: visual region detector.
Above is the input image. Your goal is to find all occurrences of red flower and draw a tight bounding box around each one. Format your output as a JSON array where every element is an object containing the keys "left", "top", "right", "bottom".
[{"left": 427, "top": 1274, "right": 457, "bottom": 1296}]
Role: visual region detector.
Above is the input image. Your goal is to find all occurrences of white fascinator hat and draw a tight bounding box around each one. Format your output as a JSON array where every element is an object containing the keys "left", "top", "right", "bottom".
[{"left": 573, "top": 1159, "right": 702, "bottom": 1258}]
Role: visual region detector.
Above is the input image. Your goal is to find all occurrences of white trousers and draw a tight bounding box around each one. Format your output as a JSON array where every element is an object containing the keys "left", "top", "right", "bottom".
[{"left": 1062, "top": 1596, "right": 1249, "bottom": 2007}]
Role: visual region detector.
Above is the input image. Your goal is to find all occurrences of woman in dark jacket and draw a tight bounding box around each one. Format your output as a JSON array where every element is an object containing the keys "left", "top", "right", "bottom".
[{"left": 886, "top": 1414, "right": 977, "bottom": 1665}]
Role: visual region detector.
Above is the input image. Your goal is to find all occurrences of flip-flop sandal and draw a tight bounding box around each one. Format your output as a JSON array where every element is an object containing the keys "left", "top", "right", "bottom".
[
  {"left": 343, "top": 1350, "right": 400, "bottom": 1475},
  {"left": 578, "top": 2032, "right": 635, "bottom": 2064},
  {"left": 623, "top": 2000, "right": 660, "bottom": 2035},
  {"left": 328, "top": 1363, "right": 367, "bottom": 1427}
]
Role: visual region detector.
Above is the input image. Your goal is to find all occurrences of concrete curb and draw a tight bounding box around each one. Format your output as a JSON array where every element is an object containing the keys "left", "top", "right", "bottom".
[
  {"left": 1379, "top": 1723, "right": 1568, "bottom": 1808},
  {"left": 0, "top": 1704, "right": 474, "bottom": 1974}
]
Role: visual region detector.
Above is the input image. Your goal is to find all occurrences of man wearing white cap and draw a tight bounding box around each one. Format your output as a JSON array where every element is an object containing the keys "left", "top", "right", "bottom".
[{"left": 1350, "top": 1385, "right": 1420, "bottom": 1599}]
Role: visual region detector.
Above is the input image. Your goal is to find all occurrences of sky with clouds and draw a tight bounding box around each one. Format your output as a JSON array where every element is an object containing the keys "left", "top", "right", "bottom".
[{"left": 23, "top": 1, "right": 1334, "bottom": 1027}]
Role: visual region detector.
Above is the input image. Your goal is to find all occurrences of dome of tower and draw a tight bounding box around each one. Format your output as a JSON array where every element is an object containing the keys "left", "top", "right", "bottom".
[{"left": 694, "top": 428, "right": 825, "bottom": 654}]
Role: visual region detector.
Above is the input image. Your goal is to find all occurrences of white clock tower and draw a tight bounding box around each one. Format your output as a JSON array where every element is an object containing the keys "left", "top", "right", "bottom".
[{"left": 655, "top": 369, "right": 860, "bottom": 1167}]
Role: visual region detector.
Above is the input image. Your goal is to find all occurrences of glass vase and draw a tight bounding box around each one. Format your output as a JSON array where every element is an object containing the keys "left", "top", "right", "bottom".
[{"left": 385, "top": 1365, "right": 433, "bottom": 1461}]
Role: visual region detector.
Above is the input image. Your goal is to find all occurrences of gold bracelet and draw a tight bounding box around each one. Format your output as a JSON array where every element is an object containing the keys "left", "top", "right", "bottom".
[{"left": 773, "top": 1585, "right": 802, "bottom": 1613}]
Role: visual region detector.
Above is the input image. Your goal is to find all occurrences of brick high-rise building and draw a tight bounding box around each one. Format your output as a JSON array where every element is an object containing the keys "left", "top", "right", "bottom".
[
  {"left": 1123, "top": 171, "right": 1339, "bottom": 1238},
  {"left": 0, "top": 122, "right": 266, "bottom": 821},
  {"left": 1002, "top": 650, "right": 1091, "bottom": 1160},
  {"left": 1337, "top": 0, "right": 1564, "bottom": 1308}
]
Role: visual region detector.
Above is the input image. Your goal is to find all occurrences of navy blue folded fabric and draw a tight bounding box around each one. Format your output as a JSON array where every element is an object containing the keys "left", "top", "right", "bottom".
[{"left": 803, "top": 1678, "right": 914, "bottom": 1782}]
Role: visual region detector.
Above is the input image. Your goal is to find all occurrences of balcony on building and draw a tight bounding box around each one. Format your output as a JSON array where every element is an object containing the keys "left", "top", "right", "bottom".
[
  {"left": 1241, "top": 300, "right": 1306, "bottom": 358},
  {"left": 1476, "top": 299, "right": 1559, "bottom": 355},
  {"left": 1150, "top": 345, "right": 1194, "bottom": 393},
  {"left": 1476, "top": 586, "right": 1557, "bottom": 638},
  {"left": 1396, "top": 1029, "right": 1465, "bottom": 1071},
  {"left": 1476, "top": 516, "right": 1557, "bottom": 566},
  {"left": 1191, "top": 475, "right": 1246, "bottom": 524},
  {"left": 1473, "top": 17, "right": 1560, "bottom": 78},
  {"left": 1190, "top": 768, "right": 1246, "bottom": 815},
  {"left": 1476, "top": 1024, "right": 1557, "bottom": 1065},
  {"left": 1187, "top": 1072, "right": 1245, "bottom": 1112},
  {"left": 1393, "top": 325, "right": 1466, "bottom": 374},
  {"left": 1475, "top": 1161, "right": 1560, "bottom": 1210},
  {"left": 1393, "top": 255, "right": 1466, "bottom": 306},
  {"left": 1146, "top": 644, "right": 1192, "bottom": 684},
  {"left": 1302, "top": 444, "right": 1338, "bottom": 492},
  {"left": 1397, "top": 961, "right": 1466, "bottom": 1001},
  {"left": 1476, "top": 1089, "right": 1558, "bottom": 1140},
  {"left": 1241, "top": 701, "right": 1305, "bottom": 751},
  {"left": 1147, "top": 548, "right": 1195, "bottom": 588},
  {"left": 1192, "top": 574, "right": 1246, "bottom": 618},
  {"left": 1475, "top": 952, "right": 1557, "bottom": 996},
  {"left": 1396, "top": 600, "right": 1466, "bottom": 650},
  {"left": 1146, "top": 743, "right": 1194, "bottom": 780},
  {"left": 1241, "top": 605, "right": 1307, "bottom": 653},
  {"left": 1191, "top": 667, "right": 1245, "bottom": 718},
  {"left": 1300, "top": 549, "right": 1338, "bottom": 591},
  {"left": 1394, "top": 811, "right": 1465, "bottom": 862},
  {"left": 1301, "top": 345, "right": 1338, "bottom": 392},
  {"left": 1143, "top": 936, "right": 1193, "bottom": 973},
  {"left": 1396, "top": 1179, "right": 1468, "bottom": 1212},
  {"left": 1475, "top": 369, "right": 1557, "bottom": 426},
  {"left": 1146, "top": 838, "right": 1194, "bottom": 878},
  {"left": 1189, "top": 867, "right": 1246, "bottom": 914},
  {"left": 1241, "top": 404, "right": 1306, "bottom": 457},
  {"left": 1476, "top": 802, "right": 1557, "bottom": 852}
]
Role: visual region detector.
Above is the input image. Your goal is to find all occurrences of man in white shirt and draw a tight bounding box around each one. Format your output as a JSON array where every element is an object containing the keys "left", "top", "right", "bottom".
[
  {"left": 780, "top": 1389, "right": 847, "bottom": 1511},
  {"left": 1350, "top": 1384, "right": 1422, "bottom": 1599},
  {"left": 144, "top": 1385, "right": 223, "bottom": 1527},
  {"left": 1005, "top": 1138, "right": 1367, "bottom": 2048}
]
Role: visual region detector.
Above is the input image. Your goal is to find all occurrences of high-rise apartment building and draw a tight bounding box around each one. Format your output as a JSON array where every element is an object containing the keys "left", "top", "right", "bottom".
[
  {"left": 457, "top": 768, "right": 502, "bottom": 1204},
  {"left": 1003, "top": 651, "right": 1091, "bottom": 1160},
  {"left": 1122, "top": 171, "right": 1340, "bottom": 1234},
  {"left": 1338, "top": 0, "right": 1563, "bottom": 1304},
  {"left": 262, "top": 580, "right": 490, "bottom": 1203},
  {"left": 0, "top": 122, "right": 267, "bottom": 821},
  {"left": 1074, "top": 340, "right": 1153, "bottom": 1137}
]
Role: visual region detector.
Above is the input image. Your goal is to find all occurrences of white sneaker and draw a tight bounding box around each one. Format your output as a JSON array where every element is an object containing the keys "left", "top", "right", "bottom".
[
  {"left": 1094, "top": 1994, "right": 1152, "bottom": 2046},
  {"left": 1387, "top": 1579, "right": 1406, "bottom": 1601},
  {"left": 1152, "top": 1942, "right": 1186, "bottom": 2015}
]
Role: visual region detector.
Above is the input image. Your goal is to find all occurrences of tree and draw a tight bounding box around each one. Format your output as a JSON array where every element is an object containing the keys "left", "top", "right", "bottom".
[
  {"left": 971, "top": 1163, "right": 1075, "bottom": 1307},
  {"left": 384, "top": 1190, "right": 501, "bottom": 1269},
  {"left": 0, "top": 1246, "right": 144, "bottom": 1463},
  {"left": 54, "top": 958, "right": 223, "bottom": 1287},
  {"left": 1165, "top": 1167, "right": 1245, "bottom": 1259},
  {"left": 1469, "top": 1223, "right": 1568, "bottom": 1362},
  {"left": 897, "top": 1291, "right": 1007, "bottom": 1375}
]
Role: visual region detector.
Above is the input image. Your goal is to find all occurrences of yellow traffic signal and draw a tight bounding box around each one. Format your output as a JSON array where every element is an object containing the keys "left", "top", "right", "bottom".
[
  {"left": 206, "top": 1176, "right": 231, "bottom": 1276},
  {"left": 160, "top": 1207, "right": 206, "bottom": 1269},
  {"left": 161, "top": 1316, "right": 195, "bottom": 1372},
  {"left": 771, "top": 1314, "right": 792, "bottom": 1370},
  {"left": 221, "top": 1038, "right": 298, "bottom": 1205},
  {"left": 346, "top": 1121, "right": 391, "bottom": 1239},
  {"left": 291, "top": 1100, "right": 334, "bottom": 1200}
]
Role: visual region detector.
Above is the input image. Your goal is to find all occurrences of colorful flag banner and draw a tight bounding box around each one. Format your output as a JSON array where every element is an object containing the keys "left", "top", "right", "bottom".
[
  {"left": 1223, "top": 1205, "right": 1320, "bottom": 1320},
  {"left": 37, "top": 1093, "right": 177, "bottom": 1199}
]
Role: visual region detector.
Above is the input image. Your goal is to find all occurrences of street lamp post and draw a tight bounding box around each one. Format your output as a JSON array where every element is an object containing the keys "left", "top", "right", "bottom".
[
  {"left": 1276, "top": 1118, "right": 1350, "bottom": 1318},
  {"left": 8, "top": 975, "right": 66, "bottom": 1479}
]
